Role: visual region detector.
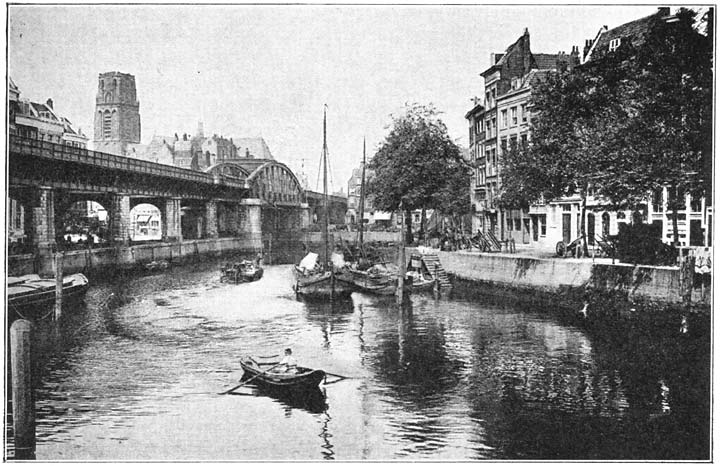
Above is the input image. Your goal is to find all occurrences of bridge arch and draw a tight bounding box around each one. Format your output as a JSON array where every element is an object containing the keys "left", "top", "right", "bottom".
[
  {"left": 204, "top": 162, "right": 250, "bottom": 184},
  {"left": 245, "top": 161, "right": 304, "bottom": 206}
]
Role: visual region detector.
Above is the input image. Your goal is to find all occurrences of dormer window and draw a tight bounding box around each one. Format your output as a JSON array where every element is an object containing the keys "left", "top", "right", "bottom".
[{"left": 609, "top": 38, "right": 621, "bottom": 52}]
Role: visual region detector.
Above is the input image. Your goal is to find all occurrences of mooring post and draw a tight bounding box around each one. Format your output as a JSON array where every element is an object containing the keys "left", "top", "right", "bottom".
[
  {"left": 679, "top": 254, "right": 695, "bottom": 306},
  {"left": 54, "top": 251, "right": 64, "bottom": 321},
  {"left": 396, "top": 219, "right": 406, "bottom": 305},
  {"left": 10, "top": 319, "right": 36, "bottom": 460}
]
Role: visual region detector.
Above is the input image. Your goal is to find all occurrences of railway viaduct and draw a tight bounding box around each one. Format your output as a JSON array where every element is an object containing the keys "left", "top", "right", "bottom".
[{"left": 8, "top": 135, "right": 346, "bottom": 274}]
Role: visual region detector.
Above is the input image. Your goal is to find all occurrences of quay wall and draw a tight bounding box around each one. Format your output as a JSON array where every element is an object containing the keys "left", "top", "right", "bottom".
[
  {"left": 302, "top": 231, "right": 399, "bottom": 245},
  {"left": 8, "top": 236, "right": 262, "bottom": 276},
  {"left": 436, "top": 251, "right": 708, "bottom": 309}
]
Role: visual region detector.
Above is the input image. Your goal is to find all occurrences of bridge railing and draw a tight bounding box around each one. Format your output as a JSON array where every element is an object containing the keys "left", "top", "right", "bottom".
[{"left": 9, "top": 135, "right": 247, "bottom": 189}]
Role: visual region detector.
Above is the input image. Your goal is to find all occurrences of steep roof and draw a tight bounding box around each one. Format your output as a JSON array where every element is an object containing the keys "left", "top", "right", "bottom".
[
  {"left": 584, "top": 9, "right": 667, "bottom": 62},
  {"left": 8, "top": 78, "right": 19, "bottom": 100},
  {"left": 533, "top": 53, "right": 560, "bottom": 70},
  {"left": 232, "top": 137, "right": 274, "bottom": 160}
]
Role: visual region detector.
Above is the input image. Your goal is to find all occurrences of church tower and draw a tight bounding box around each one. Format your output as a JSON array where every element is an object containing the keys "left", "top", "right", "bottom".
[{"left": 93, "top": 72, "right": 141, "bottom": 155}]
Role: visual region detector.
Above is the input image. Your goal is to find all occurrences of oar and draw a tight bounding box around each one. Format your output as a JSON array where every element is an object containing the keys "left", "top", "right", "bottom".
[
  {"left": 218, "top": 362, "right": 282, "bottom": 395},
  {"left": 322, "top": 371, "right": 350, "bottom": 385}
]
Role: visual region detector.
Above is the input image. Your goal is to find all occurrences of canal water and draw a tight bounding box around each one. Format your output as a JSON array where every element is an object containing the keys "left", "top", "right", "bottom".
[{"left": 20, "top": 260, "right": 709, "bottom": 460}]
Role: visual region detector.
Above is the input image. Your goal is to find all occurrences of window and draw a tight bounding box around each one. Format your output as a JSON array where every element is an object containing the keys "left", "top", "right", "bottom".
[
  {"left": 521, "top": 104, "right": 527, "bottom": 123},
  {"left": 500, "top": 110, "right": 507, "bottom": 128},
  {"left": 520, "top": 133, "right": 528, "bottom": 149},
  {"left": 500, "top": 138, "right": 507, "bottom": 154},
  {"left": 511, "top": 107, "right": 517, "bottom": 126},
  {"left": 510, "top": 136, "right": 518, "bottom": 151},
  {"left": 103, "top": 111, "right": 112, "bottom": 139},
  {"left": 562, "top": 204, "right": 571, "bottom": 212},
  {"left": 475, "top": 167, "right": 485, "bottom": 185},
  {"left": 486, "top": 119, "right": 492, "bottom": 139},
  {"left": 691, "top": 193, "right": 702, "bottom": 212},
  {"left": 609, "top": 38, "right": 621, "bottom": 52},
  {"left": 491, "top": 148, "right": 496, "bottom": 166},
  {"left": 652, "top": 188, "right": 664, "bottom": 212},
  {"left": 540, "top": 214, "right": 547, "bottom": 236},
  {"left": 507, "top": 217, "right": 513, "bottom": 231},
  {"left": 514, "top": 218, "right": 521, "bottom": 231}
]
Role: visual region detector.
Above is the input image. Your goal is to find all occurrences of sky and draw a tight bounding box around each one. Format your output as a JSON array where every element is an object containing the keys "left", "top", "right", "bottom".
[{"left": 8, "top": 4, "right": 686, "bottom": 194}]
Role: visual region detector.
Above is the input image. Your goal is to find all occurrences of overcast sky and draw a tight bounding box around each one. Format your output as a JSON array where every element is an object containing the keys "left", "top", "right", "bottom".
[{"left": 9, "top": 4, "right": 680, "bottom": 193}]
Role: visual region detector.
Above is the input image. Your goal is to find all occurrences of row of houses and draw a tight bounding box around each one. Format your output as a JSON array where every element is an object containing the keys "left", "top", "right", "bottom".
[{"left": 466, "top": 8, "right": 712, "bottom": 251}]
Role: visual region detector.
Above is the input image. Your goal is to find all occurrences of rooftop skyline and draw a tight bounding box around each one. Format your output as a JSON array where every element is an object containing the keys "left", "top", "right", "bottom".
[{"left": 9, "top": 4, "right": 671, "bottom": 191}]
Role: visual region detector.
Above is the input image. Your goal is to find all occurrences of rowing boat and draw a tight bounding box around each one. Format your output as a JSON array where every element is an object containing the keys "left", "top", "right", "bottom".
[
  {"left": 239, "top": 356, "right": 326, "bottom": 391},
  {"left": 221, "top": 260, "right": 264, "bottom": 284}
]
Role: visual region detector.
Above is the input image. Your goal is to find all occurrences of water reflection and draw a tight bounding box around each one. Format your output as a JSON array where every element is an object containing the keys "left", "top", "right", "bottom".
[
  {"left": 17, "top": 261, "right": 709, "bottom": 461},
  {"left": 319, "top": 410, "right": 334, "bottom": 460},
  {"left": 229, "top": 386, "right": 328, "bottom": 415}
]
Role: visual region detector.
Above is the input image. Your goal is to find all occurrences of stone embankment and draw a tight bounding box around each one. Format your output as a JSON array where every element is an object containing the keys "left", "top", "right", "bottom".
[
  {"left": 435, "top": 250, "right": 709, "bottom": 312},
  {"left": 8, "top": 237, "right": 262, "bottom": 277}
]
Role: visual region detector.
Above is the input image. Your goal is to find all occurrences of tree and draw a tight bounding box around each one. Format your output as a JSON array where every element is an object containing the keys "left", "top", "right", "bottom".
[
  {"left": 367, "top": 104, "right": 470, "bottom": 243},
  {"left": 620, "top": 8, "right": 713, "bottom": 245},
  {"left": 500, "top": 66, "right": 631, "bottom": 256}
]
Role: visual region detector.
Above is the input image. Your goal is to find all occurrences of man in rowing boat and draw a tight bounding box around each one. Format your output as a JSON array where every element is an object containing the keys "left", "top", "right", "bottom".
[{"left": 274, "top": 348, "right": 298, "bottom": 373}]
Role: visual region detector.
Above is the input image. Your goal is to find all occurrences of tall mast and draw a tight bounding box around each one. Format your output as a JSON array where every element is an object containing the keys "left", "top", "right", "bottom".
[
  {"left": 358, "top": 137, "right": 366, "bottom": 252},
  {"left": 323, "top": 105, "right": 329, "bottom": 267}
]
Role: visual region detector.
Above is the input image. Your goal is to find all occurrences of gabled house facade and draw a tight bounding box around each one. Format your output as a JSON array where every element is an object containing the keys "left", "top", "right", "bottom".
[
  {"left": 467, "top": 28, "right": 580, "bottom": 250},
  {"left": 580, "top": 7, "right": 712, "bottom": 248}
]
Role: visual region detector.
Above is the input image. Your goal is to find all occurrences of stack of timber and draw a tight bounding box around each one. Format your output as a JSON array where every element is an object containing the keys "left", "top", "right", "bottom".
[{"left": 416, "top": 252, "right": 452, "bottom": 291}]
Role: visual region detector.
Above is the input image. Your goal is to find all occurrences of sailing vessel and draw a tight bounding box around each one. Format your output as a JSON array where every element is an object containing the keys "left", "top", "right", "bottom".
[
  {"left": 294, "top": 106, "right": 354, "bottom": 300},
  {"left": 347, "top": 139, "right": 405, "bottom": 295},
  {"left": 347, "top": 139, "right": 436, "bottom": 296}
]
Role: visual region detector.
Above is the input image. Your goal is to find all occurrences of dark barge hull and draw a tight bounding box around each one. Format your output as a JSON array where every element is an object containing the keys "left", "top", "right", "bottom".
[{"left": 7, "top": 273, "right": 89, "bottom": 317}]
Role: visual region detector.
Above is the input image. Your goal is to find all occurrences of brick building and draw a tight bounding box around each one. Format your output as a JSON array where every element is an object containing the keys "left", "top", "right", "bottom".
[
  {"left": 8, "top": 78, "right": 88, "bottom": 245},
  {"left": 468, "top": 9, "right": 712, "bottom": 252},
  {"left": 581, "top": 8, "right": 712, "bottom": 247},
  {"left": 467, "top": 28, "right": 579, "bottom": 249}
]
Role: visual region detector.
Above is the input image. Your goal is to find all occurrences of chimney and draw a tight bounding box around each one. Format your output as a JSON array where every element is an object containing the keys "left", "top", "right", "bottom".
[
  {"left": 46, "top": 98, "right": 53, "bottom": 109},
  {"left": 245, "top": 148, "right": 251, "bottom": 158},
  {"left": 583, "top": 39, "right": 593, "bottom": 57},
  {"left": 197, "top": 121, "right": 204, "bottom": 138}
]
